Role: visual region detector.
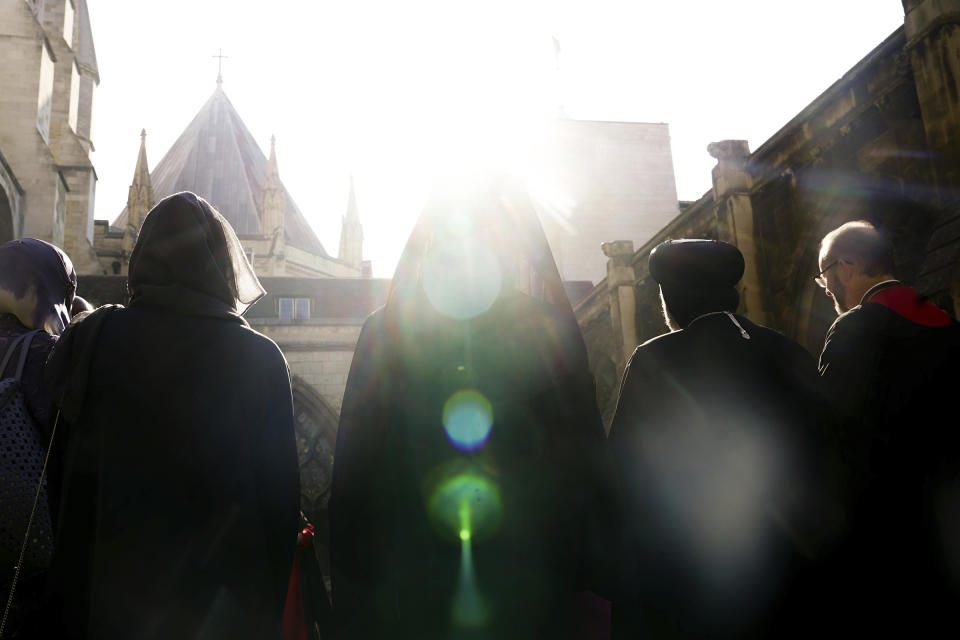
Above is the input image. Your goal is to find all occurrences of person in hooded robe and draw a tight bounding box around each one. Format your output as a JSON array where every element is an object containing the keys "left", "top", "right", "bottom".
[
  {"left": 42, "top": 192, "right": 300, "bottom": 639},
  {"left": 329, "top": 173, "right": 618, "bottom": 639},
  {"left": 0, "top": 238, "right": 76, "bottom": 637},
  {"left": 0, "top": 238, "right": 75, "bottom": 429},
  {"left": 607, "top": 239, "right": 833, "bottom": 639}
]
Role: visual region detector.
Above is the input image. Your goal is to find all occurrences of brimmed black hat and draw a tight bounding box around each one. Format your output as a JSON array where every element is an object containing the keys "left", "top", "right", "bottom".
[{"left": 649, "top": 239, "right": 744, "bottom": 288}]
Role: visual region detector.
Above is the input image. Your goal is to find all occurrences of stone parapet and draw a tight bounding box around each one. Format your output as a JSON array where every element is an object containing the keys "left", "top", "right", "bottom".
[{"left": 904, "top": 0, "right": 960, "bottom": 43}]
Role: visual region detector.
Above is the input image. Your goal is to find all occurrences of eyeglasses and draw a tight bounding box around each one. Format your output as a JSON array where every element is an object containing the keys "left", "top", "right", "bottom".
[{"left": 814, "top": 260, "right": 839, "bottom": 288}]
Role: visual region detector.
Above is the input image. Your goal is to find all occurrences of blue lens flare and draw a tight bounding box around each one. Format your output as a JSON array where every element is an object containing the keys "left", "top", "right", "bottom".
[{"left": 443, "top": 390, "right": 494, "bottom": 451}]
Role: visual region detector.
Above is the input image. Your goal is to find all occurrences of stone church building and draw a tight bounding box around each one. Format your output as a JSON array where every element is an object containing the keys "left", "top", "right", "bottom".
[
  {"left": 92, "top": 80, "right": 369, "bottom": 280},
  {"left": 576, "top": 0, "right": 960, "bottom": 428}
]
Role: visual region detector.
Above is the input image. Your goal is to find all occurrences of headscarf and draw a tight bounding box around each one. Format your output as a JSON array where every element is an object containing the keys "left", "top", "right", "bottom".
[
  {"left": 0, "top": 238, "right": 76, "bottom": 335},
  {"left": 128, "top": 192, "right": 264, "bottom": 316}
]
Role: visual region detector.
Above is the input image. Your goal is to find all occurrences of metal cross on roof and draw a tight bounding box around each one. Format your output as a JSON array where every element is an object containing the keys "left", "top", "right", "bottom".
[{"left": 213, "top": 48, "right": 228, "bottom": 85}]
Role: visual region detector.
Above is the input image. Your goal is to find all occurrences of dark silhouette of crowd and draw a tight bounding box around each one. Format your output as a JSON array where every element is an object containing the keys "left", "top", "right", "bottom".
[{"left": 0, "top": 181, "right": 957, "bottom": 639}]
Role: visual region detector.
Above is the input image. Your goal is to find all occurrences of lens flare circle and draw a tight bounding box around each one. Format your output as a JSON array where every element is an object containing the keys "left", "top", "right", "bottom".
[
  {"left": 422, "top": 240, "right": 501, "bottom": 320},
  {"left": 442, "top": 389, "right": 494, "bottom": 451},
  {"left": 427, "top": 471, "right": 502, "bottom": 544}
]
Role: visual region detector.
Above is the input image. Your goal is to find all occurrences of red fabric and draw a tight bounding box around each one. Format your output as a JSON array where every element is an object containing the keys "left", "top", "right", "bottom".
[
  {"left": 865, "top": 286, "right": 951, "bottom": 327},
  {"left": 282, "top": 524, "right": 315, "bottom": 640}
]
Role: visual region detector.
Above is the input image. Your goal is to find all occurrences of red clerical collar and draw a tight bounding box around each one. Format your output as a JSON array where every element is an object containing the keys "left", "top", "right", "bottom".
[{"left": 864, "top": 283, "right": 952, "bottom": 327}]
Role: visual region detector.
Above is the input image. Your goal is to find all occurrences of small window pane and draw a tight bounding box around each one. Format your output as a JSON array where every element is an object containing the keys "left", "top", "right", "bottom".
[
  {"left": 294, "top": 298, "right": 310, "bottom": 319},
  {"left": 278, "top": 298, "right": 293, "bottom": 320}
]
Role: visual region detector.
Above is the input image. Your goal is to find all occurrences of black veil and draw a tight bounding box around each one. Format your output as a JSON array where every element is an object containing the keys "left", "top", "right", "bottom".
[{"left": 129, "top": 191, "right": 264, "bottom": 316}]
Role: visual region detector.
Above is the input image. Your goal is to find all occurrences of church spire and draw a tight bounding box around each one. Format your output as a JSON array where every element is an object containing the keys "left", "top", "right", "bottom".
[
  {"left": 338, "top": 175, "right": 364, "bottom": 269},
  {"left": 123, "top": 129, "right": 155, "bottom": 257},
  {"left": 260, "top": 134, "right": 286, "bottom": 275}
]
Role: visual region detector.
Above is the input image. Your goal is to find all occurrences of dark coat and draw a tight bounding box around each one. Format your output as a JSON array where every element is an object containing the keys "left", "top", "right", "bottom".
[
  {"left": 818, "top": 283, "right": 960, "bottom": 633},
  {"left": 42, "top": 193, "right": 300, "bottom": 640},
  {"left": 331, "top": 299, "right": 612, "bottom": 639},
  {"left": 608, "top": 313, "right": 825, "bottom": 639}
]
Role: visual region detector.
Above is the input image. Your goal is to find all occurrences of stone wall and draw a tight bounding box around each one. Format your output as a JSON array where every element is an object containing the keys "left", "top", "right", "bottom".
[
  {"left": 251, "top": 323, "right": 362, "bottom": 413},
  {"left": 0, "top": 1, "right": 57, "bottom": 241},
  {"left": 0, "top": 150, "right": 24, "bottom": 243},
  {"left": 0, "top": 0, "right": 98, "bottom": 264}
]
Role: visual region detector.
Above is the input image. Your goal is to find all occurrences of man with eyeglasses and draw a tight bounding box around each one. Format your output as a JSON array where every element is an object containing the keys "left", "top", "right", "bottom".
[{"left": 815, "top": 219, "right": 960, "bottom": 634}]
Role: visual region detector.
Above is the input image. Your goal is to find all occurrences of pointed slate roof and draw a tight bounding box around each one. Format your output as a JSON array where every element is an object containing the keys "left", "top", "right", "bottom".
[{"left": 114, "top": 85, "right": 328, "bottom": 257}]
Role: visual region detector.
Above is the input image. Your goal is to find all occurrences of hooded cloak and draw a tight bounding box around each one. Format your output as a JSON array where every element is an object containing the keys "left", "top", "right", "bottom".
[
  {"left": 44, "top": 192, "right": 298, "bottom": 640},
  {"left": 128, "top": 190, "right": 265, "bottom": 315},
  {"left": 329, "top": 173, "right": 617, "bottom": 639}
]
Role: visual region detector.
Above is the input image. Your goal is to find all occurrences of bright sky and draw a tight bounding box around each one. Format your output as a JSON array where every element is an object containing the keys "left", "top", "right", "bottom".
[{"left": 86, "top": 0, "right": 905, "bottom": 277}]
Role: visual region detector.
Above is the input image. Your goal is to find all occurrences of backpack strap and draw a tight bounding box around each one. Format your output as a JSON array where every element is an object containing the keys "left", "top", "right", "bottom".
[
  {"left": 13, "top": 330, "right": 41, "bottom": 381},
  {"left": 0, "top": 333, "right": 30, "bottom": 378}
]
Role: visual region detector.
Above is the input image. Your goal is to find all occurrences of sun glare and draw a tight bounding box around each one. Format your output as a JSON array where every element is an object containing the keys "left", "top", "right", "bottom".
[{"left": 87, "top": 0, "right": 905, "bottom": 277}]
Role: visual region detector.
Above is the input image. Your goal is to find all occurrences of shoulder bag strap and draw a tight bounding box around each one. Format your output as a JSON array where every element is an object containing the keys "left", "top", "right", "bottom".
[
  {"left": 0, "top": 333, "right": 29, "bottom": 378},
  {"left": 12, "top": 331, "right": 41, "bottom": 382}
]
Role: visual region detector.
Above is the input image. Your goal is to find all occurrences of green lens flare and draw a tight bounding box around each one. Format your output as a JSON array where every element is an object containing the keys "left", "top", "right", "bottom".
[
  {"left": 427, "top": 470, "right": 502, "bottom": 544},
  {"left": 442, "top": 389, "right": 493, "bottom": 452},
  {"left": 452, "top": 536, "right": 490, "bottom": 628},
  {"left": 459, "top": 501, "right": 471, "bottom": 541}
]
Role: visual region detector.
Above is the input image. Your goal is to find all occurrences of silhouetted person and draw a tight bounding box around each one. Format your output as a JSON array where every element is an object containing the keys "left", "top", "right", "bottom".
[
  {"left": 44, "top": 192, "right": 300, "bottom": 639},
  {"left": 329, "top": 173, "right": 616, "bottom": 639},
  {"left": 815, "top": 220, "right": 960, "bottom": 634},
  {"left": 607, "top": 239, "right": 825, "bottom": 639},
  {"left": 0, "top": 238, "right": 77, "bottom": 637}
]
